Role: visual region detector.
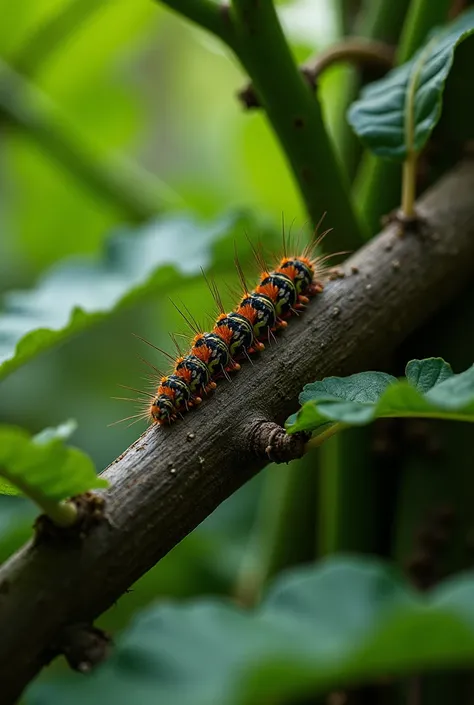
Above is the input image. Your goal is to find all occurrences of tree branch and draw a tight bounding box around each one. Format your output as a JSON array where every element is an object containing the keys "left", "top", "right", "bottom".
[{"left": 2, "top": 161, "right": 474, "bottom": 703}]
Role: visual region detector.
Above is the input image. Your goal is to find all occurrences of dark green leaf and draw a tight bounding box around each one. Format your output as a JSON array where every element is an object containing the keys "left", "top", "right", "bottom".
[
  {"left": 0, "top": 212, "right": 256, "bottom": 381},
  {"left": 26, "top": 558, "right": 474, "bottom": 705},
  {"left": 287, "top": 358, "right": 474, "bottom": 434},
  {"left": 405, "top": 357, "right": 453, "bottom": 392},
  {"left": 0, "top": 421, "right": 107, "bottom": 506},
  {"left": 347, "top": 8, "right": 474, "bottom": 160}
]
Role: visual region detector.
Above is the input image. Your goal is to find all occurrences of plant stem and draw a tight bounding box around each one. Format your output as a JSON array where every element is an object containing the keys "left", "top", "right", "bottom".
[
  {"left": 0, "top": 469, "right": 78, "bottom": 527},
  {"left": 304, "top": 423, "right": 347, "bottom": 451},
  {"left": 39, "top": 500, "right": 78, "bottom": 528},
  {"left": 354, "top": 0, "right": 452, "bottom": 235},
  {"left": 306, "top": 38, "right": 394, "bottom": 78},
  {"left": 332, "top": 0, "right": 412, "bottom": 183},
  {"left": 8, "top": 0, "right": 103, "bottom": 76},
  {"left": 234, "top": 455, "right": 319, "bottom": 606},
  {"left": 0, "top": 60, "right": 178, "bottom": 222},
  {"left": 402, "top": 152, "right": 418, "bottom": 217},
  {"left": 397, "top": 0, "right": 452, "bottom": 63},
  {"left": 158, "top": 0, "right": 237, "bottom": 49},
  {"left": 230, "top": 0, "right": 362, "bottom": 250}
]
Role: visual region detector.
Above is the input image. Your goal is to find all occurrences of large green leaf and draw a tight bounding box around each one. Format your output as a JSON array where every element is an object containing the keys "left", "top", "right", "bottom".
[
  {"left": 0, "top": 420, "right": 106, "bottom": 519},
  {"left": 347, "top": 7, "right": 474, "bottom": 160},
  {"left": 0, "top": 212, "right": 254, "bottom": 381},
  {"left": 286, "top": 358, "right": 474, "bottom": 434},
  {"left": 26, "top": 557, "right": 474, "bottom": 704}
]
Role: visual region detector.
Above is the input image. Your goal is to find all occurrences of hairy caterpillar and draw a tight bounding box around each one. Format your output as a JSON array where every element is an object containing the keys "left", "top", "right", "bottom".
[{"left": 115, "top": 229, "right": 333, "bottom": 428}]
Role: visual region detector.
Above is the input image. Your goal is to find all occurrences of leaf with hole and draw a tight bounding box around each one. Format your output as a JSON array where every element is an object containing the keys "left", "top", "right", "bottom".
[
  {"left": 347, "top": 7, "right": 474, "bottom": 160},
  {"left": 286, "top": 358, "right": 474, "bottom": 434},
  {"left": 26, "top": 557, "right": 474, "bottom": 705}
]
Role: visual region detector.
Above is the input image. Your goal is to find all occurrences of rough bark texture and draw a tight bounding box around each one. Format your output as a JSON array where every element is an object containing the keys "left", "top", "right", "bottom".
[{"left": 2, "top": 161, "right": 474, "bottom": 703}]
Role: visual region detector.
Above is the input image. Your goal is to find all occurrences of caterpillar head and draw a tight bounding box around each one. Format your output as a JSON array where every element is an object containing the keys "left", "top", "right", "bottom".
[
  {"left": 149, "top": 393, "right": 175, "bottom": 424},
  {"left": 279, "top": 257, "right": 314, "bottom": 294}
]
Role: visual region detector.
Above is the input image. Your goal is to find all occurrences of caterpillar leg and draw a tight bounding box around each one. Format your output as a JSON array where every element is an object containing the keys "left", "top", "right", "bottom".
[
  {"left": 226, "top": 361, "right": 241, "bottom": 372},
  {"left": 309, "top": 280, "right": 324, "bottom": 295},
  {"left": 248, "top": 341, "right": 265, "bottom": 353}
]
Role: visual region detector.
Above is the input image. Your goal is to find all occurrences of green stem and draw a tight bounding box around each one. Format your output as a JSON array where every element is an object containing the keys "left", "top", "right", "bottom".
[
  {"left": 306, "top": 38, "right": 394, "bottom": 78},
  {"left": 230, "top": 0, "right": 363, "bottom": 250},
  {"left": 402, "top": 153, "right": 418, "bottom": 217},
  {"left": 8, "top": 0, "right": 103, "bottom": 76},
  {"left": 397, "top": 0, "right": 452, "bottom": 64},
  {"left": 234, "top": 454, "right": 319, "bottom": 606},
  {"left": 158, "top": 0, "right": 237, "bottom": 49},
  {"left": 0, "top": 469, "right": 78, "bottom": 527},
  {"left": 305, "top": 423, "right": 347, "bottom": 451},
  {"left": 38, "top": 500, "right": 78, "bottom": 528},
  {"left": 318, "top": 427, "right": 376, "bottom": 555},
  {"left": 331, "top": 0, "right": 412, "bottom": 183},
  {"left": 354, "top": 0, "right": 451, "bottom": 235},
  {"left": 0, "top": 60, "right": 178, "bottom": 222}
]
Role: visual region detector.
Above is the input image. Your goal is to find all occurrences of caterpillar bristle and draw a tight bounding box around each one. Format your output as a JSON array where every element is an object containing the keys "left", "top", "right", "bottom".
[
  {"left": 117, "top": 384, "right": 155, "bottom": 399},
  {"left": 132, "top": 333, "right": 176, "bottom": 363},
  {"left": 117, "top": 220, "right": 331, "bottom": 428},
  {"left": 201, "top": 267, "right": 226, "bottom": 317},
  {"left": 170, "top": 297, "right": 202, "bottom": 337}
]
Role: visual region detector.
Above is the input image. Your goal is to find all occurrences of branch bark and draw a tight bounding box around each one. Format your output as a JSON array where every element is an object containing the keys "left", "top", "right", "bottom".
[{"left": 2, "top": 161, "right": 474, "bottom": 703}]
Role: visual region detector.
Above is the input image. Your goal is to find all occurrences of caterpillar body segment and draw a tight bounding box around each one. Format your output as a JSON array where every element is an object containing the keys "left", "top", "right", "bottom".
[{"left": 236, "top": 293, "right": 277, "bottom": 339}]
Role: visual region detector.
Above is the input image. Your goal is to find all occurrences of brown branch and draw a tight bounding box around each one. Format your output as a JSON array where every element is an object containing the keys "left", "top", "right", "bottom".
[
  {"left": 238, "top": 37, "right": 394, "bottom": 109},
  {"left": 2, "top": 161, "right": 474, "bottom": 703}
]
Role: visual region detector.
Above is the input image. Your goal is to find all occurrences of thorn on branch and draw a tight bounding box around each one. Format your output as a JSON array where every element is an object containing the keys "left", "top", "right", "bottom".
[
  {"left": 34, "top": 492, "right": 107, "bottom": 546},
  {"left": 59, "top": 623, "right": 112, "bottom": 674},
  {"left": 247, "top": 420, "right": 310, "bottom": 463},
  {"left": 237, "top": 37, "right": 394, "bottom": 110}
]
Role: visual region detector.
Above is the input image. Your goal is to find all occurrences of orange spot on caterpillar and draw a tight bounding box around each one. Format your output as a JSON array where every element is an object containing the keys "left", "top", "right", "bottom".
[
  {"left": 236, "top": 303, "right": 258, "bottom": 324},
  {"left": 255, "top": 282, "right": 279, "bottom": 301}
]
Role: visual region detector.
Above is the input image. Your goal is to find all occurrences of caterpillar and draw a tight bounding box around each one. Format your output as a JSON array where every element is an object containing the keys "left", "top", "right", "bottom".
[
  {"left": 148, "top": 244, "right": 327, "bottom": 426},
  {"left": 114, "top": 229, "right": 333, "bottom": 429}
]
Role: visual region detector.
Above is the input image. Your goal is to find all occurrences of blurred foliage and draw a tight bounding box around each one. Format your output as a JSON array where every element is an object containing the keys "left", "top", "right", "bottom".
[{"left": 27, "top": 557, "right": 474, "bottom": 705}]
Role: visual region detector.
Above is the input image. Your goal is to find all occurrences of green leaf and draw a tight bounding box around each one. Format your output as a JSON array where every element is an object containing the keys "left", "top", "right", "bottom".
[
  {"left": 0, "top": 420, "right": 107, "bottom": 511},
  {"left": 405, "top": 357, "right": 453, "bottom": 392},
  {"left": 286, "top": 358, "right": 474, "bottom": 434},
  {"left": 347, "top": 7, "right": 474, "bottom": 160},
  {"left": 26, "top": 557, "right": 474, "bottom": 705},
  {"left": 0, "top": 212, "right": 254, "bottom": 382}
]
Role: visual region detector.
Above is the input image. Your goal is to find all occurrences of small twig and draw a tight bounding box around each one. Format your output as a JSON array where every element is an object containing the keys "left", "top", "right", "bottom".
[
  {"left": 238, "top": 38, "right": 394, "bottom": 110},
  {"left": 246, "top": 420, "right": 309, "bottom": 463},
  {"left": 59, "top": 623, "right": 111, "bottom": 674}
]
